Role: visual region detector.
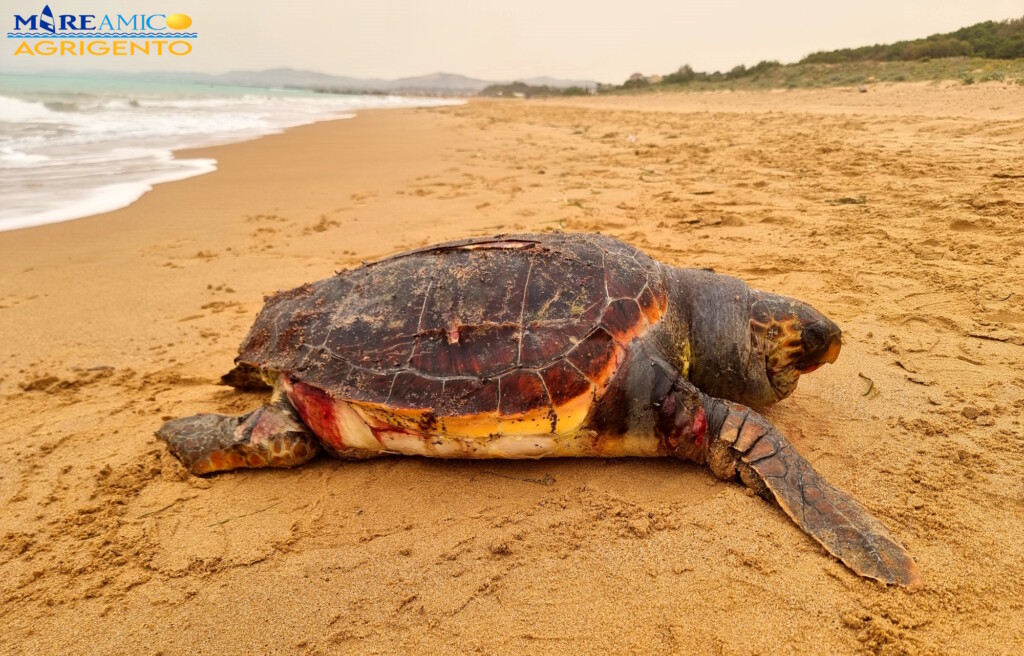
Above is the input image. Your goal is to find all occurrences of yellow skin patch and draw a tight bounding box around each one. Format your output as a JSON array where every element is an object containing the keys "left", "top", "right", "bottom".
[{"left": 750, "top": 318, "right": 806, "bottom": 398}]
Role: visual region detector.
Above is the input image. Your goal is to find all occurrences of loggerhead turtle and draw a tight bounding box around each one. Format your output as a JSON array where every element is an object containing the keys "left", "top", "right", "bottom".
[{"left": 158, "top": 233, "right": 921, "bottom": 589}]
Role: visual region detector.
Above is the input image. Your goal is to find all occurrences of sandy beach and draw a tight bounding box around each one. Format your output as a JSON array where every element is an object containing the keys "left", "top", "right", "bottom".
[{"left": 2, "top": 83, "right": 1024, "bottom": 654}]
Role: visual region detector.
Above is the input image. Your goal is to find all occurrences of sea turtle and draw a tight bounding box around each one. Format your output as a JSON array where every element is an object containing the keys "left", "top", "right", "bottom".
[{"left": 158, "top": 233, "right": 921, "bottom": 589}]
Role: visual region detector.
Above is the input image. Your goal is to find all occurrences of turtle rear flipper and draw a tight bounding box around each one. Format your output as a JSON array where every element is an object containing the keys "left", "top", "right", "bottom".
[
  {"left": 713, "top": 406, "right": 923, "bottom": 590},
  {"left": 157, "top": 397, "right": 320, "bottom": 476}
]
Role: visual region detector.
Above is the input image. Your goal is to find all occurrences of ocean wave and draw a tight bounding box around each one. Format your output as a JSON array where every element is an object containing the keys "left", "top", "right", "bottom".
[
  {"left": 43, "top": 100, "right": 82, "bottom": 112},
  {"left": 0, "top": 85, "right": 461, "bottom": 231},
  {"left": 0, "top": 154, "right": 217, "bottom": 231},
  {"left": 0, "top": 146, "right": 50, "bottom": 166},
  {"left": 0, "top": 94, "right": 58, "bottom": 122}
]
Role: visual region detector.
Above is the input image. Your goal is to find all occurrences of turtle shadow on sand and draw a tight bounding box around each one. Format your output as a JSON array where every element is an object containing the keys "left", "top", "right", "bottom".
[{"left": 158, "top": 232, "right": 921, "bottom": 590}]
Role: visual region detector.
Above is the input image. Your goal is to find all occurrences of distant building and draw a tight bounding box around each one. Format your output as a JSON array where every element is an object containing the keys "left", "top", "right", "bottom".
[{"left": 647, "top": 74, "right": 663, "bottom": 84}]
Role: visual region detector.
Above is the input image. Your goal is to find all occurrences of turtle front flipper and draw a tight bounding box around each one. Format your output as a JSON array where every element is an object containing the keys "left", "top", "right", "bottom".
[
  {"left": 707, "top": 401, "right": 923, "bottom": 590},
  {"left": 157, "top": 395, "right": 320, "bottom": 476}
]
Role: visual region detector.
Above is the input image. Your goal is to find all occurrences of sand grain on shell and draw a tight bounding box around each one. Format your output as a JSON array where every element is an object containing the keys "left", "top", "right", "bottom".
[{"left": 2, "top": 84, "right": 1024, "bottom": 655}]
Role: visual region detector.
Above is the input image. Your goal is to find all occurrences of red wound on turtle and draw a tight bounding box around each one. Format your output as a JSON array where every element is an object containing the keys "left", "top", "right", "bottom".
[
  {"left": 692, "top": 406, "right": 707, "bottom": 448},
  {"left": 654, "top": 385, "right": 707, "bottom": 454},
  {"left": 287, "top": 380, "right": 344, "bottom": 448}
]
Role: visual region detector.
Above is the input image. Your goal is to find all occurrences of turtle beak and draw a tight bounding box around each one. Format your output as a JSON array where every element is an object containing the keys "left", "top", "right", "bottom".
[
  {"left": 796, "top": 320, "right": 842, "bottom": 373},
  {"left": 822, "top": 339, "right": 842, "bottom": 364}
]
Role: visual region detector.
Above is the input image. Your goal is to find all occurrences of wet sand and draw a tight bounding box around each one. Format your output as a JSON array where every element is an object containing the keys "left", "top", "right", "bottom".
[{"left": 2, "top": 83, "right": 1023, "bottom": 654}]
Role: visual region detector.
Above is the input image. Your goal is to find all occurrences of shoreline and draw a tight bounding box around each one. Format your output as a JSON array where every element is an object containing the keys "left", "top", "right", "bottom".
[
  {"left": 0, "top": 88, "right": 461, "bottom": 233},
  {"left": 0, "top": 152, "right": 219, "bottom": 233},
  {"left": 3, "top": 86, "right": 1024, "bottom": 654},
  {"left": 9, "top": 78, "right": 1023, "bottom": 236},
  {"left": 0, "top": 109, "right": 360, "bottom": 234}
]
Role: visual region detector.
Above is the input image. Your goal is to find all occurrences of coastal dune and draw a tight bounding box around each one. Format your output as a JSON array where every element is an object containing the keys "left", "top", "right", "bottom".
[{"left": 2, "top": 84, "right": 1024, "bottom": 654}]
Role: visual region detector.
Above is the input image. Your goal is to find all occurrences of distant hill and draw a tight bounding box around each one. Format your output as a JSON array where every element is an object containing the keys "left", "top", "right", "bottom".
[
  {"left": 205, "top": 69, "right": 597, "bottom": 96},
  {"left": 802, "top": 16, "right": 1024, "bottom": 63},
  {"left": 213, "top": 68, "right": 373, "bottom": 89}
]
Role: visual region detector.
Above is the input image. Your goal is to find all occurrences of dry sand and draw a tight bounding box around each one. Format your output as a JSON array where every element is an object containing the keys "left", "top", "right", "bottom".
[{"left": 2, "top": 83, "right": 1023, "bottom": 655}]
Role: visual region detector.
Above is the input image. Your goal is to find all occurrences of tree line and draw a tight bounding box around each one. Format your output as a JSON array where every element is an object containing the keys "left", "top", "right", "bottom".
[{"left": 802, "top": 16, "right": 1024, "bottom": 63}]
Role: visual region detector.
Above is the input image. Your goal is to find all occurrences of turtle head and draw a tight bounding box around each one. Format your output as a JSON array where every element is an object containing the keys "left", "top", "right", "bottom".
[
  {"left": 749, "top": 290, "right": 842, "bottom": 400},
  {"left": 665, "top": 268, "right": 841, "bottom": 407}
]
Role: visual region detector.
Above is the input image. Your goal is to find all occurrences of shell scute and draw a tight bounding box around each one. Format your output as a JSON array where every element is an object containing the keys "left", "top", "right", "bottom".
[
  {"left": 637, "top": 286, "right": 662, "bottom": 325},
  {"left": 498, "top": 370, "right": 551, "bottom": 417},
  {"left": 565, "top": 327, "right": 625, "bottom": 389},
  {"left": 522, "top": 257, "right": 605, "bottom": 324},
  {"left": 604, "top": 254, "right": 649, "bottom": 299},
  {"left": 419, "top": 250, "right": 531, "bottom": 330},
  {"left": 410, "top": 324, "right": 519, "bottom": 377},
  {"left": 540, "top": 360, "right": 593, "bottom": 407},
  {"left": 324, "top": 316, "right": 417, "bottom": 369},
  {"left": 440, "top": 377, "right": 499, "bottom": 416},
  {"left": 601, "top": 298, "right": 647, "bottom": 343},
  {"left": 389, "top": 371, "right": 444, "bottom": 410}
]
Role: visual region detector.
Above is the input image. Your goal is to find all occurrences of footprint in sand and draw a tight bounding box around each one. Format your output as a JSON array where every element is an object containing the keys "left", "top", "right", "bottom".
[
  {"left": 18, "top": 367, "right": 115, "bottom": 398},
  {"left": 200, "top": 301, "right": 244, "bottom": 314},
  {"left": 350, "top": 191, "right": 378, "bottom": 203},
  {"left": 303, "top": 216, "right": 340, "bottom": 234},
  {"left": 140, "top": 238, "right": 192, "bottom": 257},
  {"left": 949, "top": 219, "right": 982, "bottom": 232},
  {"left": 244, "top": 212, "right": 287, "bottom": 224},
  {"left": 161, "top": 250, "right": 217, "bottom": 267},
  {"left": 0, "top": 294, "right": 39, "bottom": 310}
]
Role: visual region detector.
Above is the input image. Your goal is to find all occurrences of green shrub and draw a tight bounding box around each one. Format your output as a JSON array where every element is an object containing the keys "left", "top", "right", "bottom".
[{"left": 801, "top": 16, "right": 1022, "bottom": 63}]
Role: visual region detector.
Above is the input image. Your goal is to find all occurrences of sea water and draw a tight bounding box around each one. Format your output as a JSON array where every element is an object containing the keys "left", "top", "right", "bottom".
[{"left": 0, "top": 73, "right": 458, "bottom": 232}]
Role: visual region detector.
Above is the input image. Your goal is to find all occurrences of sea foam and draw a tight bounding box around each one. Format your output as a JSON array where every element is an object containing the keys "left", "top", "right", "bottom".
[{"left": 0, "top": 78, "right": 459, "bottom": 232}]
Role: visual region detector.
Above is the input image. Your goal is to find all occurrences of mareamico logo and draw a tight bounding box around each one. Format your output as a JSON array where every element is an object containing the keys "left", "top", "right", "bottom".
[{"left": 9, "top": 4, "right": 196, "bottom": 57}]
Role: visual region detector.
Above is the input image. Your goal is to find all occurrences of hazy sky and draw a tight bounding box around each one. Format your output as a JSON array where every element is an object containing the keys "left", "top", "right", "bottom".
[{"left": 2, "top": 1, "right": 1021, "bottom": 82}]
